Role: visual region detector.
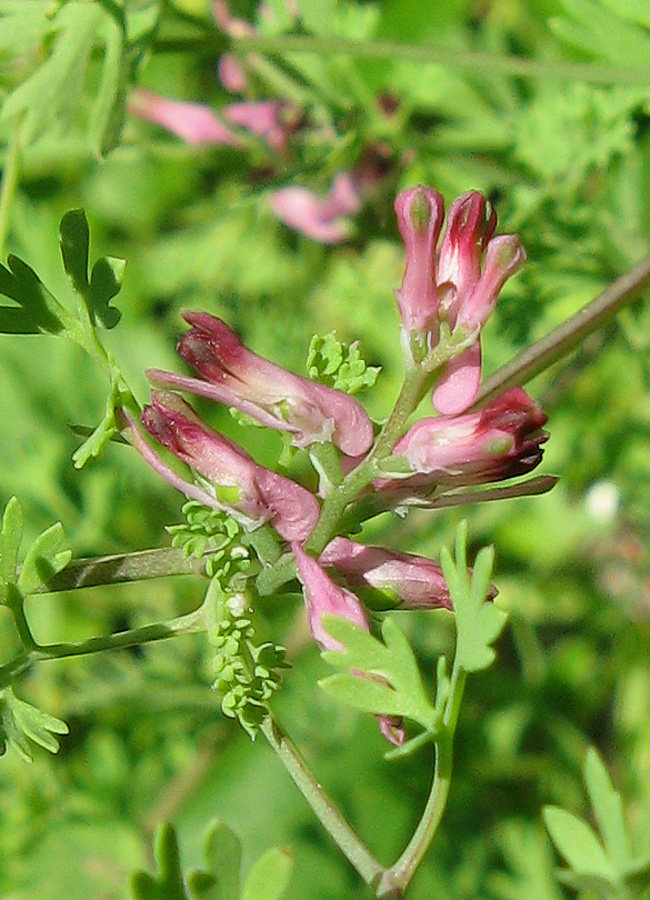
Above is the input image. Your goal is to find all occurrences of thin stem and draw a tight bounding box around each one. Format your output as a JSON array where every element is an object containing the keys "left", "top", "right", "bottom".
[
  {"left": 379, "top": 666, "right": 467, "bottom": 897},
  {"left": 305, "top": 366, "right": 428, "bottom": 556},
  {"left": 472, "top": 254, "right": 650, "bottom": 408},
  {"left": 378, "top": 738, "right": 453, "bottom": 898},
  {"left": 260, "top": 714, "right": 385, "bottom": 890},
  {"left": 30, "top": 546, "right": 213, "bottom": 594},
  {"left": 34, "top": 607, "right": 205, "bottom": 660},
  {"left": 0, "top": 607, "right": 206, "bottom": 686},
  {"left": 0, "top": 116, "right": 22, "bottom": 259},
  {"left": 155, "top": 32, "right": 650, "bottom": 88}
]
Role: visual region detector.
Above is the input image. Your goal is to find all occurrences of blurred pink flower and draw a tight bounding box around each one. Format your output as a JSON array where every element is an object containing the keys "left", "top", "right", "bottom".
[
  {"left": 147, "top": 311, "right": 374, "bottom": 456},
  {"left": 376, "top": 387, "right": 548, "bottom": 493},
  {"left": 127, "top": 392, "right": 320, "bottom": 541},
  {"left": 269, "top": 173, "right": 363, "bottom": 244},
  {"left": 128, "top": 89, "right": 290, "bottom": 151},
  {"left": 394, "top": 186, "right": 525, "bottom": 415}
]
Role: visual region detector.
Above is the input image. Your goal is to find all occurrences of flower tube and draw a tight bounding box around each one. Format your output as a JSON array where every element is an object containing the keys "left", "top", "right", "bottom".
[
  {"left": 128, "top": 391, "right": 320, "bottom": 541},
  {"left": 393, "top": 186, "right": 526, "bottom": 414},
  {"left": 376, "top": 388, "right": 548, "bottom": 492},
  {"left": 147, "top": 312, "right": 374, "bottom": 456},
  {"left": 293, "top": 543, "right": 404, "bottom": 745}
]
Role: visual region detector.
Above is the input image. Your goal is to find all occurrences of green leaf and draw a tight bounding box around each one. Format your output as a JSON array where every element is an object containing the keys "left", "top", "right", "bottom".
[
  {"left": 17, "top": 522, "right": 71, "bottom": 597},
  {"left": 543, "top": 806, "right": 614, "bottom": 881},
  {"left": 241, "top": 847, "right": 292, "bottom": 900},
  {"left": 319, "top": 616, "right": 437, "bottom": 731},
  {"left": 584, "top": 748, "right": 631, "bottom": 879},
  {"left": 0, "top": 254, "right": 66, "bottom": 335},
  {"left": 1, "top": 2, "right": 104, "bottom": 145},
  {"left": 0, "top": 687, "right": 69, "bottom": 762},
  {"left": 441, "top": 521, "right": 506, "bottom": 673},
  {"left": 196, "top": 820, "right": 242, "bottom": 900},
  {"left": 306, "top": 332, "right": 380, "bottom": 394},
  {"left": 131, "top": 823, "right": 190, "bottom": 900},
  {"left": 59, "top": 209, "right": 124, "bottom": 329},
  {"left": 90, "top": 12, "right": 129, "bottom": 158},
  {"left": 0, "top": 496, "right": 23, "bottom": 587},
  {"left": 550, "top": 0, "right": 650, "bottom": 65},
  {"left": 72, "top": 364, "right": 127, "bottom": 468}
]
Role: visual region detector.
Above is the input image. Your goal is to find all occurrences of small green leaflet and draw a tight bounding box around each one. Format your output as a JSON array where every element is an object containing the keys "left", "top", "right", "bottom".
[
  {"left": 307, "top": 332, "right": 380, "bottom": 394},
  {"left": 131, "top": 821, "right": 292, "bottom": 900},
  {"left": 0, "top": 254, "right": 66, "bottom": 335},
  {"left": 543, "top": 746, "right": 647, "bottom": 898},
  {"left": 72, "top": 363, "right": 127, "bottom": 469},
  {"left": 0, "top": 687, "right": 69, "bottom": 762},
  {"left": 319, "top": 616, "right": 438, "bottom": 732},
  {"left": 60, "top": 209, "right": 124, "bottom": 329},
  {"left": 1, "top": 496, "right": 71, "bottom": 602},
  {"left": 0, "top": 497, "right": 71, "bottom": 762},
  {"left": 1, "top": 209, "right": 125, "bottom": 338},
  {"left": 441, "top": 520, "right": 506, "bottom": 673}
]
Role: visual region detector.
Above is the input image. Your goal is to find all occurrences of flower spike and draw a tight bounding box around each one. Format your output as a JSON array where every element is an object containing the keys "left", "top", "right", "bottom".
[{"left": 393, "top": 186, "right": 526, "bottom": 414}]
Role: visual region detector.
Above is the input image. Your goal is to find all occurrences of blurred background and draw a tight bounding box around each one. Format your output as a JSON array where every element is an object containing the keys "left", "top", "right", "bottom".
[{"left": 2, "top": 0, "right": 650, "bottom": 897}]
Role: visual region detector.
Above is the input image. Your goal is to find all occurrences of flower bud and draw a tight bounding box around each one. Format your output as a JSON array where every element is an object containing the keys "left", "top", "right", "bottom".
[{"left": 393, "top": 186, "right": 444, "bottom": 332}]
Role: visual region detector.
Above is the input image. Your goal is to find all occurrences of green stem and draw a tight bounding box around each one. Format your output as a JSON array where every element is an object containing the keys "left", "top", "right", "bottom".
[
  {"left": 0, "top": 116, "right": 22, "bottom": 259},
  {"left": 305, "top": 365, "right": 428, "bottom": 556},
  {"left": 472, "top": 253, "right": 650, "bottom": 408},
  {"left": 379, "top": 665, "right": 467, "bottom": 897},
  {"left": 260, "top": 714, "right": 385, "bottom": 890},
  {"left": 378, "top": 737, "right": 453, "bottom": 898},
  {"left": 0, "top": 608, "right": 205, "bottom": 687},
  {"left": 29, "top": 546, "right": 214, "bottom": 594},
  {"left": 152, "top": 31, "right": 650, "bottom": 88},
  {"left": 6, "top": 586, "right": 37, "bottom": 651},
  {"left": 234, "top": 34, "right": 650, "bottom": 87}
]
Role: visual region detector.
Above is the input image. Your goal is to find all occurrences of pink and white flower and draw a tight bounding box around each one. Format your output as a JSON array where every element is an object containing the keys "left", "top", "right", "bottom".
[
  {"left": 394, "top": 186, "right": 526, "bottom": 415},
  {"left": 126, "top": 392, "right": 320, "bottom": 541},
  {"left": 376, "top": 387, "right": 548, "bottom": 492},
  {"left": 147, "top": 312, "right": 374, "bottom": 456}
]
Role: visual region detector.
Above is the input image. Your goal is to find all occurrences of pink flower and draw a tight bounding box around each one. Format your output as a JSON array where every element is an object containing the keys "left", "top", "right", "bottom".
[
  {"left": 320, "top": 538, "right": 452, "bottom": 610},
  {"left": 128, "top": 89, "right": 290, "bottom": 151},
  {"left": 394, "top": 186, "right": 526, "bottom": 415},
  {"left": 147, "top": 311, "right": 374, "bottom": 457},
  {"left": 293, "top": 543, "right": 404, "bottom": 746},
  {"left": 394, "top": 186, "right": 444, "bottom": 332},
  {"left": 293, "top": 543, "right": 369, "bottom": 652},
  {"left": 376, "top": 387, "right": 548, "bottom": 492},
  {"left": 127, "top": 392, "right": 320, "bottom": 541},
  {"left": 321, "top": 537, "right": 498, "bottom": 609},
  {"left": 269, "top": 173, "right": 362, "bottom": 244}
]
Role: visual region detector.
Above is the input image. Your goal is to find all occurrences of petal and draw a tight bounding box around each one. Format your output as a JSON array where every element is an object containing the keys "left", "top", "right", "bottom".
[{"left": 432, "top": 340, "right": 482, "bottom": 415}]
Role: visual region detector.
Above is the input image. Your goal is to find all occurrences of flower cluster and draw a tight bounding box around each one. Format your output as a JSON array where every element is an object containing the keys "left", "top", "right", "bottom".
[
  {"left": 125, "top": 184, "right": 548, "bottom": 745},
  {"left": 395, "top": 186, "right": 526, "bottom": 414}
]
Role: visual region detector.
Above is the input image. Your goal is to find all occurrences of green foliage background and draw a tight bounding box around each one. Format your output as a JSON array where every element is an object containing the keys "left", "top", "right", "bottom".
[{"left": 2, "top": 0, "right": 650, "bottom": 897}]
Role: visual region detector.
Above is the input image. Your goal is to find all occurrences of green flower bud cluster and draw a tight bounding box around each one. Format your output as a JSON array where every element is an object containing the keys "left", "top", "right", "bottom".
[
  {"left": 209, "top": 587, "right": 290, "bottom": 739},
  {"left": 167, "top": 501, "right": 251, "bottom": 579}
]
